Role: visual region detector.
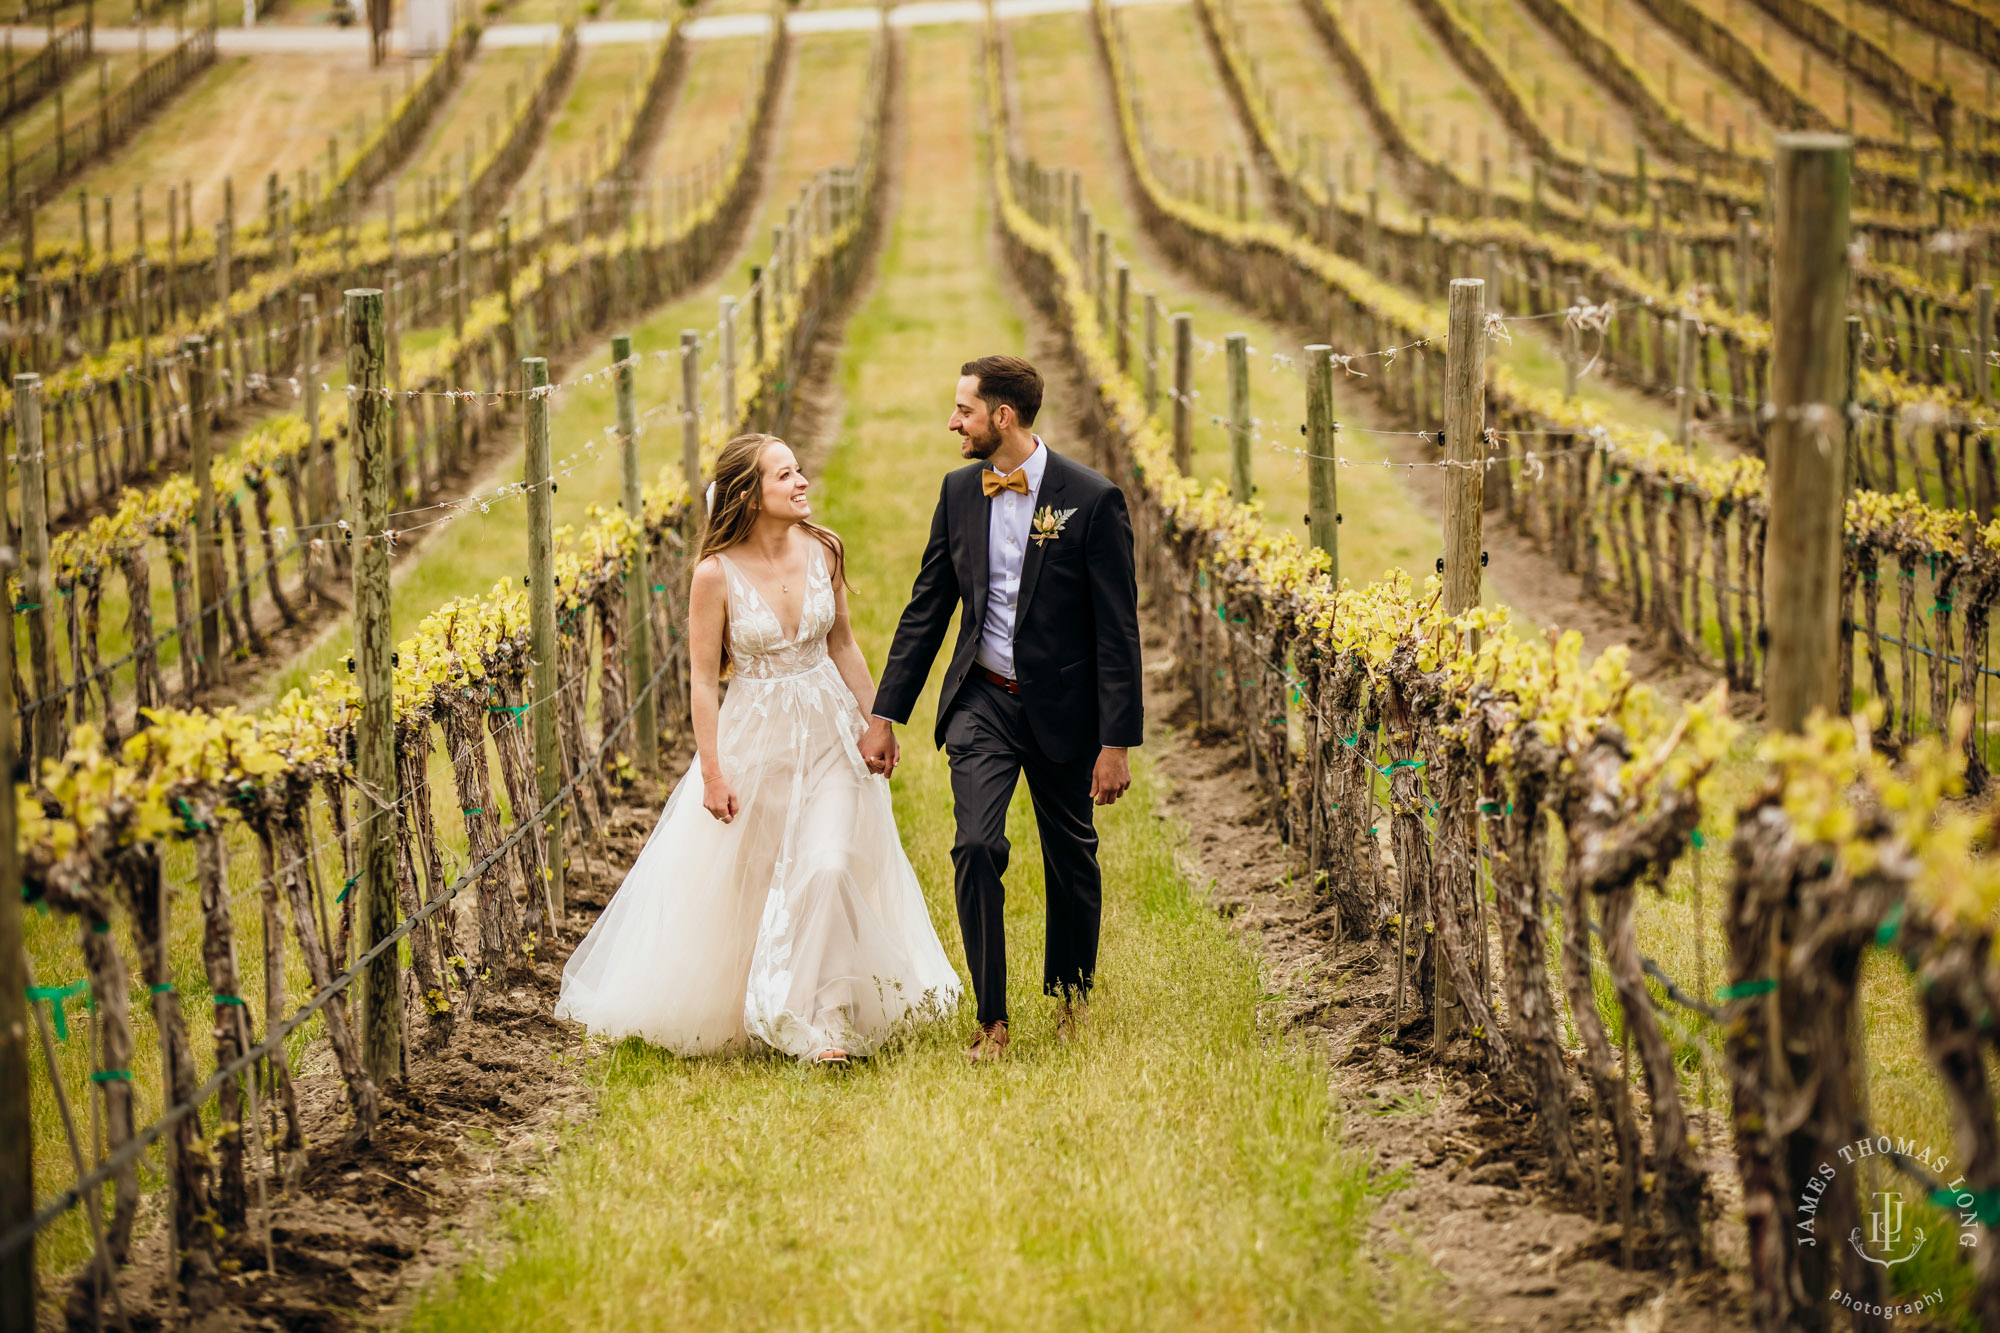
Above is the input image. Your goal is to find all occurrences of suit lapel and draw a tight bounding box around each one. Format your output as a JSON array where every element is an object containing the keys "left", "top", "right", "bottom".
[
  {"left": 965, "top": 466, "right": 992, "bottom": 631},
  {"left": 1015, "top": 451, "right": 1068, "bottom": 631}
]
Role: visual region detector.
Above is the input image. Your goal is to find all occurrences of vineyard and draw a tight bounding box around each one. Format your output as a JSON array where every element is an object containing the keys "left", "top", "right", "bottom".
[{"left": 0, "top": 0, "right": 1997, "bottom": 1328}]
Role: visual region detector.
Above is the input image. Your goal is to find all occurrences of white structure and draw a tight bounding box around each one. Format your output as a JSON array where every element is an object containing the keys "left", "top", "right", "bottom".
[{"left": 407, "top": 0, "right": 456, "bottom": 57}]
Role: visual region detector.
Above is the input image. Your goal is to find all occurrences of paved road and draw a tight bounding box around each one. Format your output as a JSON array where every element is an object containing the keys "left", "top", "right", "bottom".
[{"left": 0, "top": 0, "right": 1177, "bottom": 52}]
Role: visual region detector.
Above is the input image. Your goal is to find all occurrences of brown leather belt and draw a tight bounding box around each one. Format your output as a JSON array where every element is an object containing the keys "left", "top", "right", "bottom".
[{"left": 977, "top": 666, "right": 1020, "bottom": 695}]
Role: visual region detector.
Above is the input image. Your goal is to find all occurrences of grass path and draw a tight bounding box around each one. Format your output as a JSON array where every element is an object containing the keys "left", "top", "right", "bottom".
[{"left": 402, "top": 26, "right": 1407, "bottom": 1329}]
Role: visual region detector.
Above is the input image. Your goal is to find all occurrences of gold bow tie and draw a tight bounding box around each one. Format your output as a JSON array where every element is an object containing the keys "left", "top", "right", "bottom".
[{"left": 982, "top": 468, "right": 1030, "bottom": 498}]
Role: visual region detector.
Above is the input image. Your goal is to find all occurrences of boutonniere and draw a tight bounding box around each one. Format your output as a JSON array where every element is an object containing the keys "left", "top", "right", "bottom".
[{"left": 1030, "top": 505, "right": 1078, "bottom": 545}]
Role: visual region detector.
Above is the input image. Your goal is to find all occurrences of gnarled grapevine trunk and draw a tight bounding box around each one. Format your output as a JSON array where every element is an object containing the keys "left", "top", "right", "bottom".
[
  {"left": 192, "top": 818, "right": 248, "bottom": 1228},
  {"left": 274, "top": 811, "right": 381, "bottom": 1137},
  {"left": 115, "top": 844, "right": 221, "bottom": 1314},
  {"left": 248, "top": 817, "right": 306, "bottom": 1183},
  {"left": 439, "top": 697, "right": 522, "bottom": 980}
]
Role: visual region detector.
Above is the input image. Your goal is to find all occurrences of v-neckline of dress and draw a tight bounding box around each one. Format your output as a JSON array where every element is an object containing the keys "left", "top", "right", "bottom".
[{"left": 724, "top": 544, "right": 818, "bottom": 646}]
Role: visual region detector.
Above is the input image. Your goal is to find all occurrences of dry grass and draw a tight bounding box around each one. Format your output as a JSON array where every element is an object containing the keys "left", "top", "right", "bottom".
[
  {"left": 1110, "top": 4, "right": 1270, "bottom": 217},
  {"left": 24, "top": 50, "right": 408, "bottom": 249},
  {"left": 1438, "top": 0, "right": 1647, "bottom": 160},
  {"left": 1840, "top": 0, "right": 1995, "bottom": 108},
  {"left": 1337, "top": 0, "right": 1536, "bottom": 193},
  {"left": 1226, "top": 0, "right": 1414, "bottom": 216},
  {"left": 1565, "top": 0, "right": 1778, "bottom": 152},
  {"left": 507, "top": 41, "right": 657, "bottom": 212},
  {"left": 400, "top": 31, "right": 1409, "bottom": 1327},
  {"left": 385, "top": 46, "right": 550, "bottom": 221},
  {"left": 1671, "top": 0, "right": 1917, "bottom": 142},
  {"left": 643, "top": 31, "right": 766, "bottom": 180}
]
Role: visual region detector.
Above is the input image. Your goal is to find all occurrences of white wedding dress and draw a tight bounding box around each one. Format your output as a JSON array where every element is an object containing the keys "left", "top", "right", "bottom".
[{"left": 556, "top": 542, "right": 963, "bottom": 1059}]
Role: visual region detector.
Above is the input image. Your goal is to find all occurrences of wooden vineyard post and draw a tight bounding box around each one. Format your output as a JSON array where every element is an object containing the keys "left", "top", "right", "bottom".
[
  {"left": 187, "top": 336, "right": 223, "bottom": 689},
  {"left": 1977, "top": 282, "right": 1993, "bottom": 408},
  {"left": 0, "top": 543, "right": 26, "bottom": 1331},
  {"left": 524, "top": 357, "right": 564, "bottom": 926},
  {"left": 388, "top": 275, "right": 407, "bottom": 502},
  {"left": 614, "top": 334, "right": 657, "bottom": 776},
  {"left": 1172, "top": 313, "right": 1193, "bottom": 474},
  {"left": 1438, "top": 276, "right": 1487, "bottom": 1050},
  {"left": 1143, "top": 292, "right": 1160, "bottom": 415},
  {"left": 13, "top": 377, "right": 57, "bottom": 766},
  {"left": 719, "top": 296, "right": 737, "bottom": 426},
  {"left": 1563, "top": 276, "right": 1581, "bottom": 402},
  {"left": 304, "top": 296, "right": 334, "bottom": 574},
  {"left": 1676, "top": 308, "right": 1696, "bottom": 450},
  {"left": 1115, "top": 261, "right": 1131, "bottom": 375},
  {"left": 1736, "top": 207, "right": 1753, "bottom": 316},
  {"left": 1305, "top": 344, "right": 1338, "bottom": 580},
  {"left": 1365, "top": 188, "right": 1379, "bottom": 277},
  {"left": 346, "top": 288, "right": 401, "bottom": 1086},
  {"left": 1094, "top": 227, "right": 1109, "bottom": 331},
  {"left": 1846, "top": 315, "right": 1863, "bottom": 506},
  {"left": 750, "top": 267, "right": 766, "bottom": 368},
  {"left": 453, "top": 226, "right": 468, "bottom": 338},
  {"left": 1444, "top": 278, "right": 1487, "bottom": 624},
  {"left": 136, "top": 258, "right": 154, "bottom": 465},
  {"left": 681, "top": 331, "right": 701, "bottom": 491},
  {"left": 1227, "top": 333, "right": 1251, "bottom": 504},
  {"left": 1763, "top": 135, "right": 1852, "bottom": 735}
]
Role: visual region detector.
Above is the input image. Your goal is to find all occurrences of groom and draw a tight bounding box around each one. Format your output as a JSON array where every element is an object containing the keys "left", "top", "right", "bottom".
[{"left": 861, "top": 355, "right": 1143, "bottom": 1062}]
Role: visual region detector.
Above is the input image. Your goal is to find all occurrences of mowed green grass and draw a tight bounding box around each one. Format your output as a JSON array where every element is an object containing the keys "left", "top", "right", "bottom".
[{"left": 402, "top": 27, "right": 1411, "bottom": 1330}]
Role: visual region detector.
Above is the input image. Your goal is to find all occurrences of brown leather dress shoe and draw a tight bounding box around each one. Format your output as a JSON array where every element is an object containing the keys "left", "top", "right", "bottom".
[{"left": 967, "top": 1020, "right": 1010, "bottom": 1063}]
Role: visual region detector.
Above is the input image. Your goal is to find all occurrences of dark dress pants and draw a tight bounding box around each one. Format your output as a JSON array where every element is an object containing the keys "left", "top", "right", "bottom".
[{"left": 943, "top": 675, "right": 1101, "bottom": 1027}]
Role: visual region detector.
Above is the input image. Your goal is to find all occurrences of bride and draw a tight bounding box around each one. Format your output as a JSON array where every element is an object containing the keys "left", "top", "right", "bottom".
[{"left": 555, "top": 433, "right": 963, "bottom": 1064}]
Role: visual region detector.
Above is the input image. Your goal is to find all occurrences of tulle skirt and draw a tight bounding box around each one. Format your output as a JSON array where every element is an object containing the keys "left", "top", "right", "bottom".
[{"left": 555, "top": 658, "right": 963, "bottom": 1059}]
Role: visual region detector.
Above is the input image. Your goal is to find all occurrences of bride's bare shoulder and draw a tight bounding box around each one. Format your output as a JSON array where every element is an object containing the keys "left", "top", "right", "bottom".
[{"left": 690, "top": 554, "right": 729, "bottom": 599}]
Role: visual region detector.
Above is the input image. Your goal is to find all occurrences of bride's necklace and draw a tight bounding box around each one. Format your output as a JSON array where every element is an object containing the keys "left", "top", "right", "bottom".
[{"left": 743, "top": 544, "right": 794, "bottom": 594}]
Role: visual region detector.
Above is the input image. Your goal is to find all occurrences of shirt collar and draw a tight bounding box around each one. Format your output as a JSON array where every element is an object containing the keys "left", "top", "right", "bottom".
[{"left": 989, "top": 437, "right": 1048, "bottom": 490}]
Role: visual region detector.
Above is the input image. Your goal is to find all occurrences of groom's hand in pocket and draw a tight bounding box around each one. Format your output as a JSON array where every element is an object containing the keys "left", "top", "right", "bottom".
[
  {"left": 1090, "top": 747, "right": 1132, "bottom": 807},
  {"left": 860, "top": 716, "right": 900, "bottom": 780}
]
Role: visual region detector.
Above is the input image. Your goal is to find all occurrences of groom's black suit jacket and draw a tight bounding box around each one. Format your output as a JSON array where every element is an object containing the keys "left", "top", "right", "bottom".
[{"left": 873, "top": 447, "right": 1144, "bottom": 765}]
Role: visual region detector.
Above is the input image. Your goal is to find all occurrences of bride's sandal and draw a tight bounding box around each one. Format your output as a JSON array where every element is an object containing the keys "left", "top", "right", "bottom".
[{"left": 811, "top": 1047, "right": 850, "bottom": 1067}]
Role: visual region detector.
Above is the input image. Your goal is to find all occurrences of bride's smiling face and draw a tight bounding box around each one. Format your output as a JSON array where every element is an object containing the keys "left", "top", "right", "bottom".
[{"left": 756, "top": 442, "right": 811, "bottom": 522}]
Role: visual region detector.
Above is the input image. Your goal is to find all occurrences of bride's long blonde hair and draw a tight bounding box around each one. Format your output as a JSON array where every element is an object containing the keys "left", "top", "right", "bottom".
[{"left": 695, "top": 434, "right": 849, "bottom": 668}]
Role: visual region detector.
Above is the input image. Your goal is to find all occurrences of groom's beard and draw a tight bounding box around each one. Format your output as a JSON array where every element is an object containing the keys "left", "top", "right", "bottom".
[{"left": 962, "top": 422, "right": 1002, "bottom": 460}]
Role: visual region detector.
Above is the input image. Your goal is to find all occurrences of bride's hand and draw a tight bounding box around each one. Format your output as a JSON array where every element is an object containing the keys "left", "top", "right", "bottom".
[{"left": 702, "top": 773, "right": 740, "bottom": 824}]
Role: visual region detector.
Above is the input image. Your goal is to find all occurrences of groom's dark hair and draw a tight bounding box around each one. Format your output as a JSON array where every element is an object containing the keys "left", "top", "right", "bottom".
[{"left": 962, "top": 355, "right": 1043, "bottom": 427}]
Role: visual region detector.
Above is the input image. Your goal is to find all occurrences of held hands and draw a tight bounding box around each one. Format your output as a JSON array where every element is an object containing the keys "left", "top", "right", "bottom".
[
  {"left": 860, "top": 716, "right": 901, "bottom": 780},
  {"left": 702, "top": 771, "right": 740, "bottom": 824},
  {"left": 1091, "top": 747, "right": 1132, "bottom": 807}
]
